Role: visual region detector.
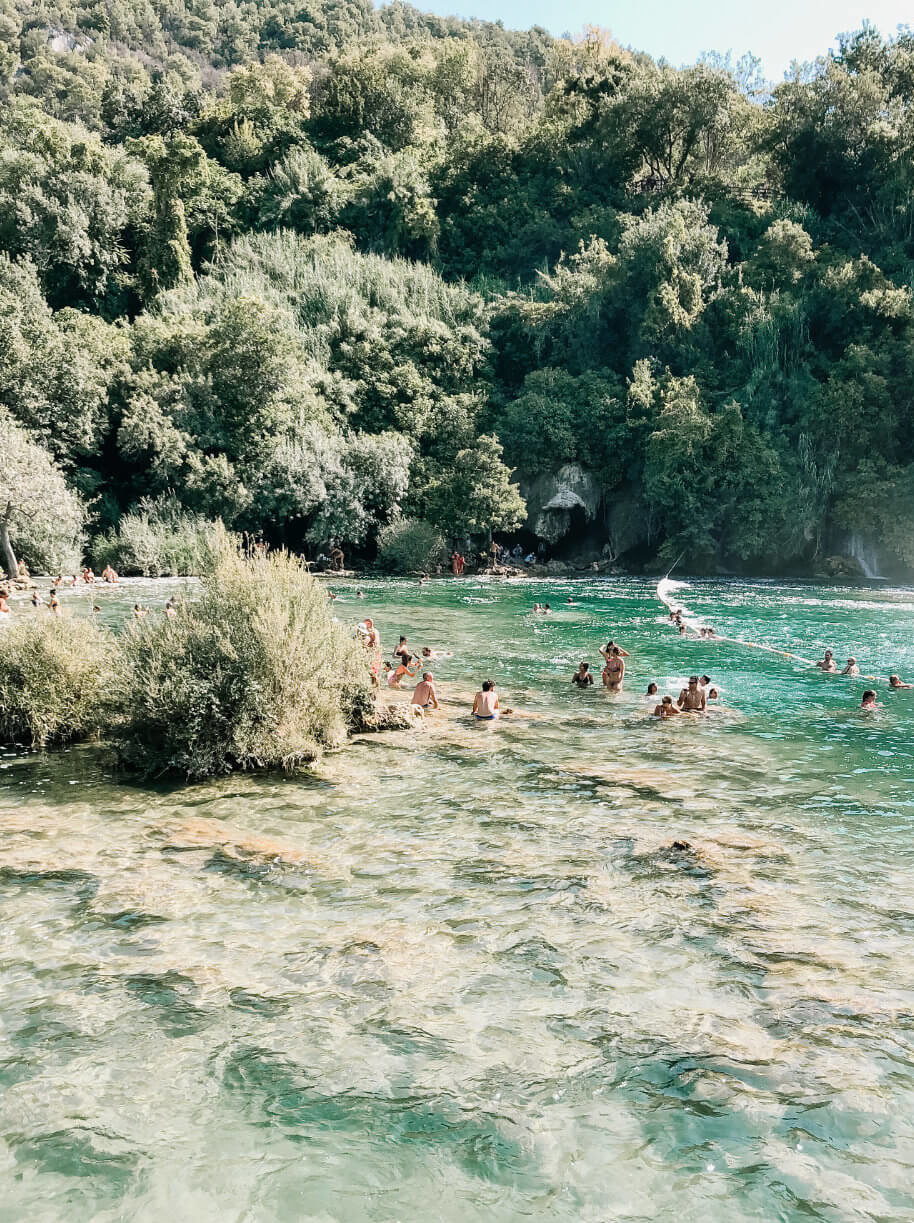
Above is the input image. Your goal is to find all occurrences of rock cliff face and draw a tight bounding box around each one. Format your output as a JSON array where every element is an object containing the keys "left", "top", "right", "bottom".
[{"left": 521, "top": 465, "right": 602, "bottom": 544}]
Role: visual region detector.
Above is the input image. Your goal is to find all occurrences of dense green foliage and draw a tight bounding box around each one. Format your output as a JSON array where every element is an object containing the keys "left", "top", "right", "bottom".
[
  {"left": 3, "top": 4, "right": 914, "bottom": 570},
  {"left": 86, "top": 496, "right": 221, "bottom": 575},
  {"left": 377, "top": 517, "right": 446, "bottom": 572},
  {"left": 114, "top": 538, "right": 373, "bottom": 778},
  {"left": 0, "top": 614, "right": 115, "bottom": 745}
]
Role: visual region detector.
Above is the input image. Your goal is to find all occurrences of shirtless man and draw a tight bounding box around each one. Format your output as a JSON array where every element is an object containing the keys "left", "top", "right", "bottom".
[
  {"left": 602, "top": 646, "right": 625, "bottom": 690},
  {"left": 473, "top": 679, "right": 501, "bottom": 720},
  {"left": 889, "top": 674, "right": 912, "bottom": 689},
  {"left": 422, "top": 646, "right": 452, "bottom": 660},
  {"left": 678, "top": 676, "right": 706, "bottom": 712},
  {"left": 816, "top": 650, "right": 837, "bottom": 672},
  {"left": 411, "top": 672, "right": 439, "bottom": 710},
  {"left": 572, "top": 661, "right": 594, "bottom": 687},
  {"left": 101, "top": 564, "right": 118, "bottom": 583},
  {"left": 654, "top": 695, "right": 680, "bottom": 718},
  {"left": 842, "top": 657, "right": 860, "bottom": 676}
]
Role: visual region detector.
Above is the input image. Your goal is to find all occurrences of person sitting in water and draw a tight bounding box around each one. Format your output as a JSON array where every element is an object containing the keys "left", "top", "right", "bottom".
[
  {"left": 388, "top": 654, "right": 419, "bottom": 688},
  {"left": 0, "top": 589, "right": 9, "bottom": 618},
  {"left": 473, "top": 679, "right": 501, "bottom": 719},
  {"left": 572, "top": 661, "right": 594, "bottom": 687},
  {"left": 101, "top": 564, "right": 118, "bottom": 583},
  {"left": 164, "top": 601, "right": 177, "bottom": 619},
  {"left": 842, "top": 657, "right": 860, "bottom": 677},
  {"left": 82, "top": 567, "right": 95, "bottom": 584},
  {"left": 816, "top": 650, "right": 837, "bottom": 672},
  {"left": 861, "top": 689, "right": 878, "bottom": 710},
  {"left": 411, "top": 672, "right": 439, "bottom": 710},
  {"left": 889, "top": 674, "right": 912, "bottom": 689},
  {"left": 602, "top": 646, "right": 625, "bottom": 690},
  {"left": 654, "top": 695, "right": 681, "bottom": 718},
  {"left": 708, "top": 687, "right": 720, "bottom": 701},
  {"left": 133, "top": 603, "right": 147, "bottom": 619},
  {"left": 678, "top": 675, "right": 707, "bottom": 712}
]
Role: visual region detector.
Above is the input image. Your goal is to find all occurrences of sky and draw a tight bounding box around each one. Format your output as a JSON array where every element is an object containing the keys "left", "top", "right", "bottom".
[{"left": 402, "top": 0, "right": 912, "bottom": 80}]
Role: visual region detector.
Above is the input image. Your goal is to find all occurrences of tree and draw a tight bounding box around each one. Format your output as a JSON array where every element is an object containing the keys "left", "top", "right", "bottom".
[
  {"left": 0, "top": 411, "right": 84, "bottom": 577},
  {"left": 424, "top": 434, "right": 525, "bottom": 538}
]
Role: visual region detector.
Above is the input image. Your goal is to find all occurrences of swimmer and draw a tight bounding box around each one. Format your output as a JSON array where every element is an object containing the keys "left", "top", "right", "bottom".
[
  {"left": 566, "top": 597, "right": 576, "bottom": 605},
  {"left": 699, "top": 674, "right": 711, "bottom": 689},
  {"left": 889, "top": 674, "right": 912, "bottom": 689},
  {"left": 133, "top": 603, "right": 147, "bottom": 619},
  {"left": 653, "top": 695, "right": 680, "bottom": 718},
  {"left": 357, "top": 589, "right": 365, "bottom": 599},
  {"left": 602, "top": 646, "right": 625, "bottom": 690},
  {"left": 48, "top": 590, "right": 60, "bottom": 615},
  {"left": 842, "top": 657, "right": 860, "bottom": 677},
  {"left": 699, "top": 628, "right": 708, "bottom": 638},
  {"left": 708, "top": 687, "right": 719, "bottom": 700},
  {"left": 861, "top": 689, "right": 878, "bottom": 710},
  {"left": 677, "top": 622, "right": 687, "bottom": 635},
  {"left": 532, "top": 603, "right": 541, "bottom": 613},
  {"left": 411, "top": 672, "right": 439, "bottom": 710},
  {"left": 393, "top": 635, "right": 410, "bottom": 662},
  {"left": 388, "top": 654, "right": 419, "bottom": 688},
  {"left": 473, "top": 679, "right": 507, "bottom": 719},
  {"left": 53, "top": 574, "right": 62, "bottom": 586},
  {"left": 678, "top": 675, "right": 706, "bottom": 712},
  {"left": 164, "top": 601, "right": 177, "bottom": 619},
  {"left": 646, "top": 682, "right": 658, "bottom": 698},
  {"left": 543, "top": 603, "right": 552, "bottom": 614},
  {"left": 572, "top": 661, "right": 594, "bottom": 687},
  {"left": 707, "top": 628, "right": 717, "bottom": 638},
  {"left": 815, "top": 650, "right": 837, "bottom": 672},
  {"left": 421, "top": 646, "right": 452, "bottom": 660},
  {"left": 101, "top": 564, "right": 118, "bottom": 583},
  {"left": 0, "top": 589, "right": 9, "bottom": 618},
  {"left": 91, "top": 605, "right": 101, "bottom": 615},
  {"left": 30, "top": 590, "right": 41, "bottom": 607},
  {"left": 68, "top": 574, "right": 77, "bottom": 586}
]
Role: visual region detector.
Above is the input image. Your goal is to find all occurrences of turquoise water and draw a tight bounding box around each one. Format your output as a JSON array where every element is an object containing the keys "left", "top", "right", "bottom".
[{"left": 3, "top": 574, "right": 914, "bottom": 1221}]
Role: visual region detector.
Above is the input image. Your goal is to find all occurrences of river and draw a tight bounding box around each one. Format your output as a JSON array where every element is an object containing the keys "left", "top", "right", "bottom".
[{"left": 2, "top": 574, "right": 914, "bottom": 1221}]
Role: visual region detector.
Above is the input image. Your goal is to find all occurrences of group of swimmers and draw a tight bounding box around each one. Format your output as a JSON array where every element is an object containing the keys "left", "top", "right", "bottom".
[{"left": 813, "top": 648, "right": 911, "bottom": 708}]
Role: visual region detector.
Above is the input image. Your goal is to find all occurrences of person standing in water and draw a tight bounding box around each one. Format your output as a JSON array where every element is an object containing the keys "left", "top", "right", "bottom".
[
  {"left": 861, "top": 690, "right": 878, "bottom": 709},
  {"left": 678, "top": 676, "right": 706, "bottom": 712},
  {"left": 363, "top": 617, "right": 381, "bottom": 686},
  {"left": 572, "top": 662, "right": 594, "bottom": 687},
  {"left": 842, "top": 657, "right": 860, "bottom": 676},
  {"left": 602, "top": 646, "right": 625, "bottom": 690},
  {"left": 816, "top": 650, "right": 837, "bottom": 672}
]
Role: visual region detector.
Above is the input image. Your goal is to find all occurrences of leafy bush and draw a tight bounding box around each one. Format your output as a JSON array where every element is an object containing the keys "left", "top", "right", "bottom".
[
  {"left": 88, "top": 498, "right": 222, "bottom": 576},
  {"left": 114, "top": 538, "right": 373, "bottom": 779},
  {"left": 376, "top": 518, "right": 446, "bottom": 573},
  {"left": 0, "top": 615, "right": 116, "bottom": 746}
]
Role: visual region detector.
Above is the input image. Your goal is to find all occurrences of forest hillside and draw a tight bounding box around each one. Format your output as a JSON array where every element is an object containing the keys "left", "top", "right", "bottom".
[{"left": 2, "top": 0, "right": 914, "bottom": 575}]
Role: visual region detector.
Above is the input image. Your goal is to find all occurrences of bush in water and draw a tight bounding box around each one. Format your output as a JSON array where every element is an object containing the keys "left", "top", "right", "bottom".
[
  {"left": 376, "top": 518, "right": 446, "bottom": 573},
  {"left": 88, "top": 497, "right": 222, "bottom": 577},
  {"left": 0, "top": 614, "right": 117, "bottom": 747},
  {"left": 114, "top": 537, "right": 374, "bottom": 779}
]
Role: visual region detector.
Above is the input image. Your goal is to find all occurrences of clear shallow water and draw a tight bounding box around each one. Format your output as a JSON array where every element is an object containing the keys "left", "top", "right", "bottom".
[{"left": 3, "top": 574, "right": 914, "bottom": 1221}]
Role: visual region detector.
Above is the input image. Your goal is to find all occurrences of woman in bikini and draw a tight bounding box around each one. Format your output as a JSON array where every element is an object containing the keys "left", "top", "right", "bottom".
[{"left": 602, "top": 646, "right": 625, "bottom": 690}]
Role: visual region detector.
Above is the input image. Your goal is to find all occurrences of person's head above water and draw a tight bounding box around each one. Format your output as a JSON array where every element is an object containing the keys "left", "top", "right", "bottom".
[
  {"left": 578, "top": 661, "right": 590, "bottom": 672},
  {"left": 700, "top": 675, "right": 710, "bottom": 685},
  {"left": 647, "top": 682, "right": 658, "bottom": 695},
  {"left": 890, "top": 674, "right": 903, "bottom": 686},
  {"left": 824, "top": 650, "right": 833, "bottom": 659},
  {"left": 862, "top": 689, "right": 877, "bottom": 707},
  {"left": 709, "top": 687, "right": 719, "bottom": 699}
]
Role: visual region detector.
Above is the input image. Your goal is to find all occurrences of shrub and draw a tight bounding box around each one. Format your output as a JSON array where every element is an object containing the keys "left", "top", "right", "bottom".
[
  {"left": 89, "top": 497, "right": 222, "bottom": 576},
  {"left": 376, "top": 518, "right": 446, "bottom": 573},
  {"left": 114, "top": 538, "right": 373, "bottom": 779},
  {"left": 0, "top": 614, "right": 116, "bottom": 747}
]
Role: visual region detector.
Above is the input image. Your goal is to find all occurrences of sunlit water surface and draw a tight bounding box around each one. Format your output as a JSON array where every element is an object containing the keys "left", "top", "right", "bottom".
[{"left": 3, "top": 574, "right": 914, "bottom": 1221}]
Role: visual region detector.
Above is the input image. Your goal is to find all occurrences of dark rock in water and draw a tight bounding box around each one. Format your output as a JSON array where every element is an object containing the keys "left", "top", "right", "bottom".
[
  {"left": 671, "top": 840, "right": 692, "bottom": 852},
  {"left": 352, "top": 703, "right": 416, "bottom": 733}
]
